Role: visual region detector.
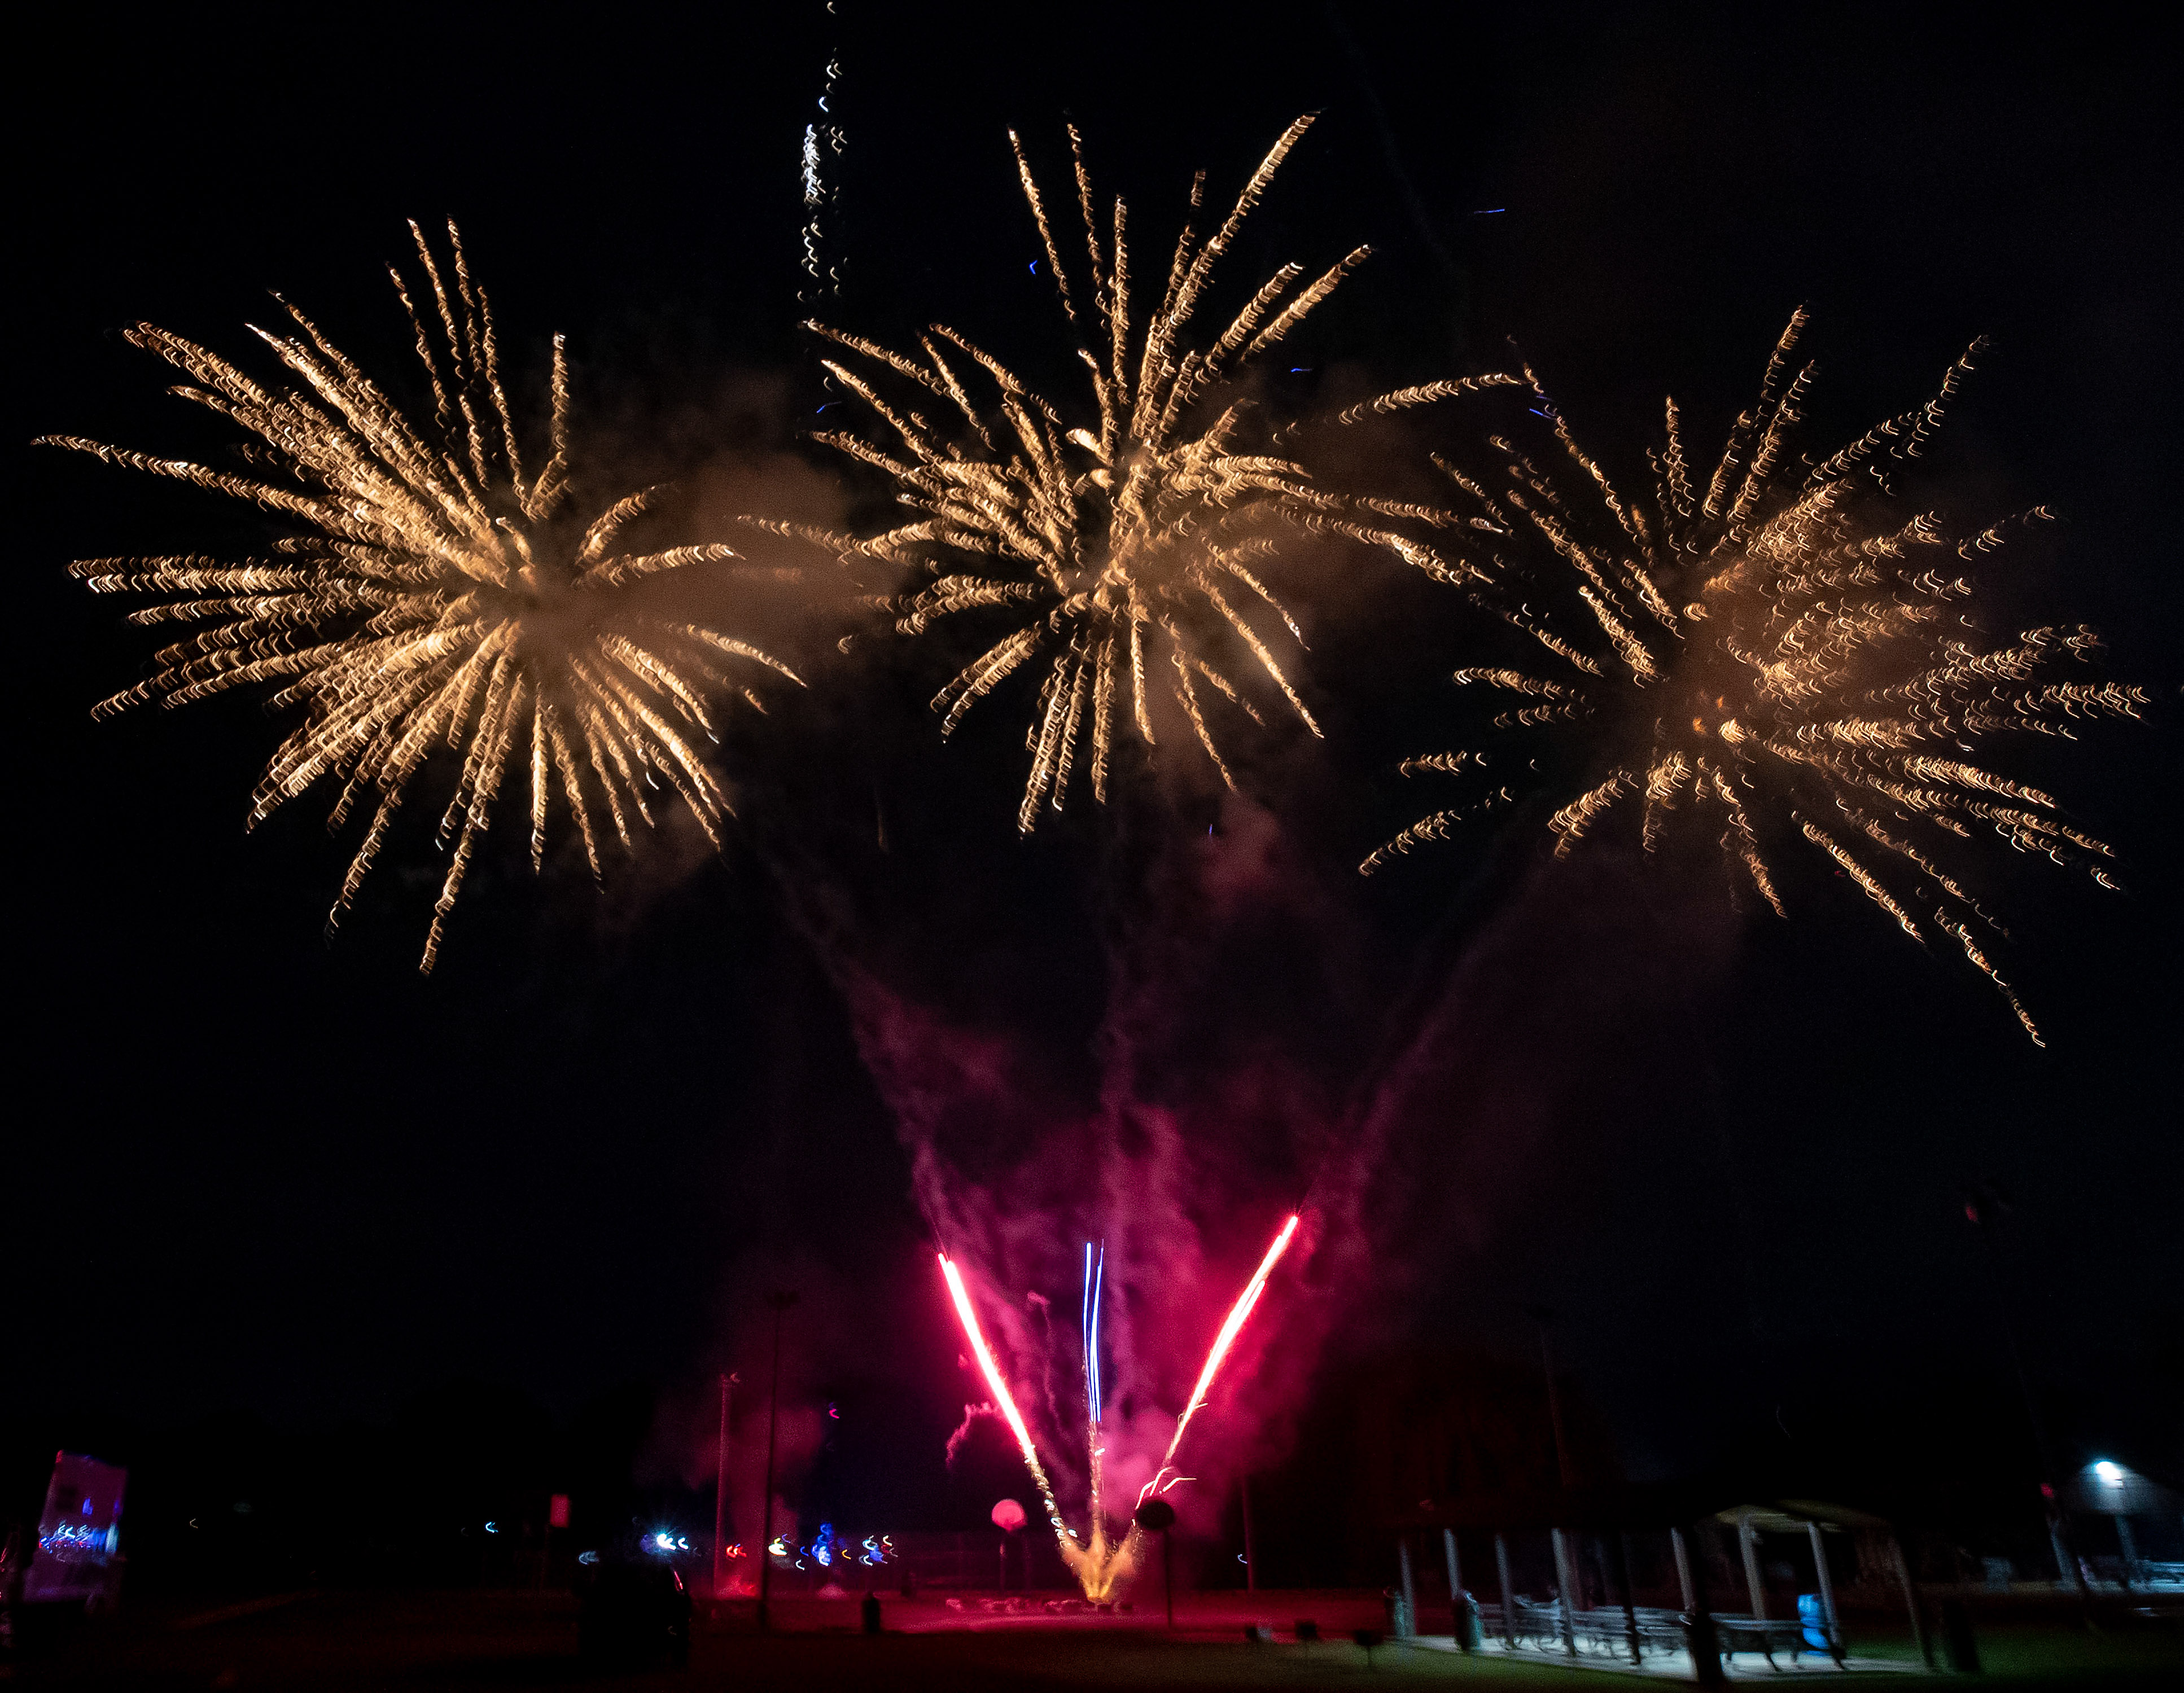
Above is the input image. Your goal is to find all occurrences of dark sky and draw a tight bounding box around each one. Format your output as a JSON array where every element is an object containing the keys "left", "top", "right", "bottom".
[{"left": 11, "top": 0, "right": 2178, "bottom": 1528}]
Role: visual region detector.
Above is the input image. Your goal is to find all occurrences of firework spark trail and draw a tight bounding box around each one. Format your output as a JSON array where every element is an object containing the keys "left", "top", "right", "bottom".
[
  {"left": 45, "top": 223, "right": 798, "bottom": 970},
  {"left": 938, "top": 1253, "right": 1075, "bottom": 1551},
  {"left": 1076, "top": 1238, "right": 1119, "bottom": 1598},
  {"left": 1367, "top": 316, "right": 2147, "bottom": 1041},
  {"left": 1082, "top": 1241, "right": 1106, "bottom": 1426},
  {"left": 775, "top": 118, "right": 1517, "bottom": 830},
  {"left": 1135, "top": 1211, "right": 1301, "bottom": 1509},
  {"left": 799, "top": 26, "right": 847, "bottom": 306}
]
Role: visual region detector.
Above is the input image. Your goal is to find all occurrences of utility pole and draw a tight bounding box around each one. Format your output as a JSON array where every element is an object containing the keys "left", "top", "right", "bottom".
[
  {"left": 1526, "top": 1305, "right": 1578, "bottom": 1489},
  {"left": 712, "top": 1371, "right": 738, "bottom": 1599},
  {"left": 758, "top": 1291, "right": 799, "bottom": 1630},
  {"left": 1241, "top": 1472, "right": 1256, "bottom": 1593}
]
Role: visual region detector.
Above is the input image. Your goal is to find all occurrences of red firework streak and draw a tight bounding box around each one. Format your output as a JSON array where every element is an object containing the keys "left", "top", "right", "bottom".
[
  {"left": 938, "top": 1252, "right": 1074, "bottom": 1544},
  {"left": 1140, "top": 1212, "right": 1302, "bottom": 1505}
]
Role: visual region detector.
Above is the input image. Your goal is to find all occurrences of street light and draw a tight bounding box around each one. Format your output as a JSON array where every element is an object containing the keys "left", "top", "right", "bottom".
[{"left": 2082, "top": 1460, "right": 2152, "bottom": 1586}]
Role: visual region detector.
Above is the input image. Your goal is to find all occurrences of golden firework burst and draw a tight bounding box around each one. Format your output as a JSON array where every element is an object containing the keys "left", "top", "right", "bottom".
[
  {"left": 774, "top": 117, "right": 1516, "bottom": 831},
  {"left": 1368, "top": 313, "right": 2146, "bottom": 1040},
  {"left": 46, "top": 223, "right": 798, "bottom": 970}
]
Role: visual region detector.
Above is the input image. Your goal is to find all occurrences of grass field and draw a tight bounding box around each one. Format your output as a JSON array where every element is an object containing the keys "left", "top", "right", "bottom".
[{"left": 7, "top": 1587, "right": 2180, "bottom": 1689}]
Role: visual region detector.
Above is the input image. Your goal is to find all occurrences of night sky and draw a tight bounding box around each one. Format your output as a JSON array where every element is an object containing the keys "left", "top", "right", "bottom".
[{"left": 12, "top": 1, "right": 2178, "bottom": 1560}]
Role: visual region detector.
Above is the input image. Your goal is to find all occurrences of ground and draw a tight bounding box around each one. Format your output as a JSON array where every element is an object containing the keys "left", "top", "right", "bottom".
[{"left": 7, "top": 1589, "right": 2181, "bottom": 1689}]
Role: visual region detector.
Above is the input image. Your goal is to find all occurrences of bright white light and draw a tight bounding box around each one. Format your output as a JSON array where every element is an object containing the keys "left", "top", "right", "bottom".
[
  {"left": 653, "top": 1531, "right": 677, "bottom": 1551},
  {"left": 2094, "top": 1460, "right": 2125, "bottom": 1485}
]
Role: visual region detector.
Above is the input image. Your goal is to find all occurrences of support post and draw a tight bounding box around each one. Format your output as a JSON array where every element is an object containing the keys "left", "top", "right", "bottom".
[
  {"left": 1397, "top": 1535, "right": 1416, "bottom": 1637},
  {"left": 1551, "top": 1527, "right": 1578, "bottom": 1655},
  {"left": 1738, "top": 1511, "right": 1767, "bottom": 1619},
  {"left": 1684, "top": 1522, "right": 1725, "bottom": 1690},
  {"left": 2046, "top": 1511, "right": 2075, "bottom": 1594},
  {"left": 1443, "top": 1528, "right": 1465, "bottom": 1646},
  {"left": 1807, "top": 1520, "right": 1840, "bottom": 1653},
  {"left": 1671, "top": 1526, "right": 1696, "bottom": 1612},
  {"left": 1609, "top": 1530, "right": 1642, "bottom": 1664},
  {"left": 1495, "top": 1531, "right": 1517, "bottom": 1648},
  {"left": 1890, "top": 1533, "right": 1932, "bottom": 1668},
  {"left": 2115, "top": 1514, "right": 2141, "bottom": 1589}
]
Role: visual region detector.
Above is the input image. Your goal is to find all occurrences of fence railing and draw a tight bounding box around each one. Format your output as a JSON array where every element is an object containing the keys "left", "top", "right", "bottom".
[{"left": 1476, "top": 1600, "right": 1839, "bottom": 1669}]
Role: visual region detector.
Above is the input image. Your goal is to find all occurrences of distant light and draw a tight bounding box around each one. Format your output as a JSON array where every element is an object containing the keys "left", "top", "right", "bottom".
[
  {"left": 484, "top": 1521, "right": 500, "bottom": 1534},
  {"left": 1473, "top": 208, "right": 1506, "bottom": 215},
  {"left": 577, "top": 1550, "right": 599, "bottom": 1566},
  {"left": 2094, "top": 1460, "right": 2125, "bottom": 1485}
]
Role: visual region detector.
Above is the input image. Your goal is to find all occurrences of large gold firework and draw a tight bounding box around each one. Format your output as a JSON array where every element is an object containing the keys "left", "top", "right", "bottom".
[
  {"left": 1368, "top": 313, "right": 2146, "bottom": 1040},
  {"left": 777, "top": 117, "right": 1515, "bottom": 830},
  {"left": 46, "top": 223, "right": 798, "bottom": 970}
]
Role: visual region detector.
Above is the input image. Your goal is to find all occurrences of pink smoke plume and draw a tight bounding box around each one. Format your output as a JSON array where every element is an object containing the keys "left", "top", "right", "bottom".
[{"left": 808, "top": 790, "right": 1389, "bottom": 1542}]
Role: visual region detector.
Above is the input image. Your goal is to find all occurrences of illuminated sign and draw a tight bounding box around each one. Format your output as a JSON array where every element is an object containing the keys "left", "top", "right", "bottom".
[{"left": 26, "top": 1452, "right": 128, "bottom": 1604}]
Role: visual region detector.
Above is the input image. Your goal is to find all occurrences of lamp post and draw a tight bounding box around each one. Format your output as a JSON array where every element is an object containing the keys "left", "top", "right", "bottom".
[
  {"left": 758, "top": 1291, "right": 799, "bottom": 1631},
  {"left": 712, "top": 1371, "right": 738, "bottom": 1599},
  {"left": 1961, "top": 1184, "right": 2082, "bottom": 1593},
  {"left": 1135, "top": 1499, "right": 1177, "bottom": 1629}
]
